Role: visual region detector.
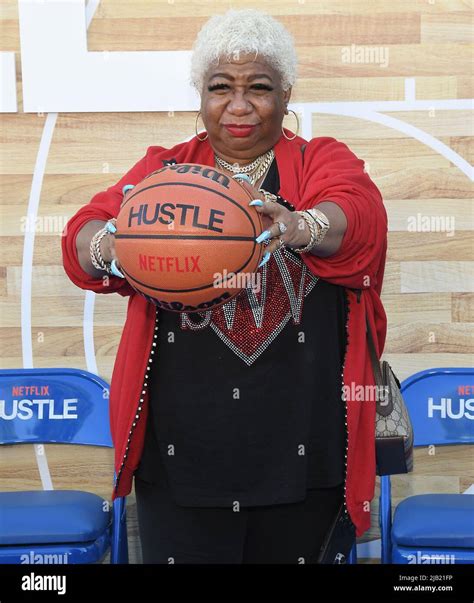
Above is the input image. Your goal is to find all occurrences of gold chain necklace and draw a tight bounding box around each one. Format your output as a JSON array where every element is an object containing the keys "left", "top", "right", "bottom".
[{"left": 214, "top": 149, "right": 274, "bottom": 186}]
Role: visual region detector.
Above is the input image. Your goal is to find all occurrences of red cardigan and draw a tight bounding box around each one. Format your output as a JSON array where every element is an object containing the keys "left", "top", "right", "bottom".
[{"left": 62, "top": 132, "right": 388, "bottom": 537}]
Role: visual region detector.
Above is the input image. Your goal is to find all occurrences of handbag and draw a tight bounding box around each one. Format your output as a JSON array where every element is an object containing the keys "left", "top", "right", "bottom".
[
  {"left": 366, "top": 315, "right": 414, "bottom": 475},
  {"left": 316, "top": 501, "right": 356, "bottom": 564}
]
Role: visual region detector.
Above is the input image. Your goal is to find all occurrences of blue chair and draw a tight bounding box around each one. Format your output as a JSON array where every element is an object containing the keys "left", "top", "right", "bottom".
[
  {"left": 0, "top": 368, "right": 128, "bottom": 564},
  {"left": 379, "top": 367, "right": 474, "bottom": 564}
]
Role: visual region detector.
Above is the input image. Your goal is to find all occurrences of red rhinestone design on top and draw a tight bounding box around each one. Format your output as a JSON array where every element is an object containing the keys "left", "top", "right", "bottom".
[{"left": 179, "top": 247, "right": 319, "bottom": 365}]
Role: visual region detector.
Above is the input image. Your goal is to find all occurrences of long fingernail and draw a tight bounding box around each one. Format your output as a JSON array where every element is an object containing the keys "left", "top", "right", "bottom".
[
  {"left": 105, "top": 220, "right": 117, "bottom": 234},
  {"left": 258, "top": 252, "right": 271, "bottom": 268},
  {"left": 249, "top": 199, "right": 264, "bottom": 206},
  {"left": 233, "top": 173, "right": 252, "bottom": 183},
  {"left": 122, "top": 184, "right": 134, "bottom": 195},
  {"left": 110, "top": 259, "right": 125, "bottom": 278},
  {"left": 256, "top": 230, "right": 271, "bottom": 243}
]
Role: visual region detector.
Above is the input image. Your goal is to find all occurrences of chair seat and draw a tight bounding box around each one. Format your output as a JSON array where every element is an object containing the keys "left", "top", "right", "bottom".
[
  {"left": 392, "top": 494, "right": 474, "bottom": 549},
  {"left": 0, "top": 490, "right": 112, "bottom": 546}
]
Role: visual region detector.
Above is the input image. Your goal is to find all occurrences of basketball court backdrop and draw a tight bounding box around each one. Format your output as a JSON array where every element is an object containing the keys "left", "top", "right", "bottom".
[{"left": 0, "top": 0, "right": 472, "bottom": 564}]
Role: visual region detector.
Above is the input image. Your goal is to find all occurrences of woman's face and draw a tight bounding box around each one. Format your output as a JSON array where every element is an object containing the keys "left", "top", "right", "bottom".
[{"left": 200, "top": 54, "right": 291, "bottom": 163}]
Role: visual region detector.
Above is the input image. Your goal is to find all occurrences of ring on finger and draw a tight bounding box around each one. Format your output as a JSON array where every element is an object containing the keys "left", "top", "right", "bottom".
[
  {"left": 259, "top": 190, "right": 278, "bottom": 204},
  {"left": 277, "top": 221, "right": 287, "bottom": 235}
]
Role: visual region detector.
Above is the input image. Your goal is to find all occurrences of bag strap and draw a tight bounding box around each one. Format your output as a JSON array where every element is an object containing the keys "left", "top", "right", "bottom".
[
  {"left": 362, "top": 293, "right": 394, "bottom": 415},
  {"left": 366, "top": 306, "right": 399, "bottom": 420},
  {"left": 366, "top": 314, "right": 383, "bottom": 387}
]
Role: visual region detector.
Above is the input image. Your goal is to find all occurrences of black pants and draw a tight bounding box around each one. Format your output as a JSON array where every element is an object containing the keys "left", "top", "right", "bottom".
[{"left": 135, "top": 474, "right": 344, "bottom": 564}]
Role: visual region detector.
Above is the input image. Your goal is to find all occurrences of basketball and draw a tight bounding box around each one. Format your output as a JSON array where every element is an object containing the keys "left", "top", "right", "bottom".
[{"left": 114, "top": 163, "right": 264, "bottom": 312}]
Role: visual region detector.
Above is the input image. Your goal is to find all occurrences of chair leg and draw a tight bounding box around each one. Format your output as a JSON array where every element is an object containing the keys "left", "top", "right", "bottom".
[
  {"left": 119, "top": 500, "right": 129, "bottom": 564},
  {"left": 379, "top": 475, "right": 393, "bottom": 564},
  {"left": 347, "top": 543, "right": 357, "bottom": 564},
  {"left": 111, "top": 497, "right": 129, "bottom": 564}
]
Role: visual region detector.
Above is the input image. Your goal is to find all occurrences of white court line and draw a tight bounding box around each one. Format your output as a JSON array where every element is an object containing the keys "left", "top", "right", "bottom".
[
  {"left": 84, "top": 291, "right": 98, "bottom": 375},
  {"left": 21, "top": 111, "right": 57, "bottom": 491},
  {"left": 300, "top": 105, "right": 313, "bottom": 142},
  {"left": 21, "top": 112, "right": 57, "bottom": 370},
  {"left": 34, "top": 446, "right": 54, "bottom": 491},
  {"left": 292, "top": 98, "right": 473, "bottom": 113},
  {"left": 291, "top": 100, "right": 473, "bottom": 180}
]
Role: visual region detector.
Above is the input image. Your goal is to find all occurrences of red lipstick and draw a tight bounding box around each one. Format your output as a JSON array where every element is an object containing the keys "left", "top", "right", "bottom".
[{"left": 224, "top": 124, "right": 257, "bottom": 137}]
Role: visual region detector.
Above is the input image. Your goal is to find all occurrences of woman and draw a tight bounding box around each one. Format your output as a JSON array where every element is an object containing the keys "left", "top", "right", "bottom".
[{"left": 62, "top": 9, "right": 388, "bottom": 564}]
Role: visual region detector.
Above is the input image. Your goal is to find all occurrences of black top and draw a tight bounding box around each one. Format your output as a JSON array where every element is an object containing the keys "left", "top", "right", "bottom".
[{"left": 135, "top": 159, "right": 348, "bottom": 507}]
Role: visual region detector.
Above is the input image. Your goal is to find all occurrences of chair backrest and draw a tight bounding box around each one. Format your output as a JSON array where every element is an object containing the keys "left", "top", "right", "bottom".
[
  {"left": 401, "top": 367, "right": 474, "bottom": 447},
  {"left": 0, "top": 368, "right": 112, "bottom": 447}
]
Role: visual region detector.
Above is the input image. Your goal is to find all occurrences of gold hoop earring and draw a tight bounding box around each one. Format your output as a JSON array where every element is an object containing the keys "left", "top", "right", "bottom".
[
  {"left": 282, "top": 109, "right": 299, "bottom": 140},
  {"left": 195, "top": 111, "right": 208, "bottom": 141}
]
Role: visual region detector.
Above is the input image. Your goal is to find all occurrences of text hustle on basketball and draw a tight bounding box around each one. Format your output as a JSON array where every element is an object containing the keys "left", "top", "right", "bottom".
[{"left": 128, "top": 203, "right": 224, "bottom": 233}]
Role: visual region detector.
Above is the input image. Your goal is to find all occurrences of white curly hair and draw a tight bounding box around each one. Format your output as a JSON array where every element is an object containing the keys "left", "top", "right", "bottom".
[{"left": 190, "top": 9, "right": 298, "bottom": 94}]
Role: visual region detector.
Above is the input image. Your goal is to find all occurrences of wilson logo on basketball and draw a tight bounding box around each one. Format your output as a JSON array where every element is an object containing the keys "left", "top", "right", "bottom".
[
  {"left": 115, "top": 163, "right": 263, "bottom": 311},
  {"left": 168, "top": 164, "right": 231, "bottom": 189}
]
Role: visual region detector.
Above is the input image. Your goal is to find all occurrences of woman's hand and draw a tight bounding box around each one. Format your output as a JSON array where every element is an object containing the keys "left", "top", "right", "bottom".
[
  {"left": 236, "top": 179, "right": 311, "bottom": 265},
  {"left": 99, "top": 231, "right": 118, "bottom": 265},
  {"left": 97, "top": 184, "right": 138, "bottom": 275},
  {"left": 76, "top": 218, "right": 123, "bottom": 278}
]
